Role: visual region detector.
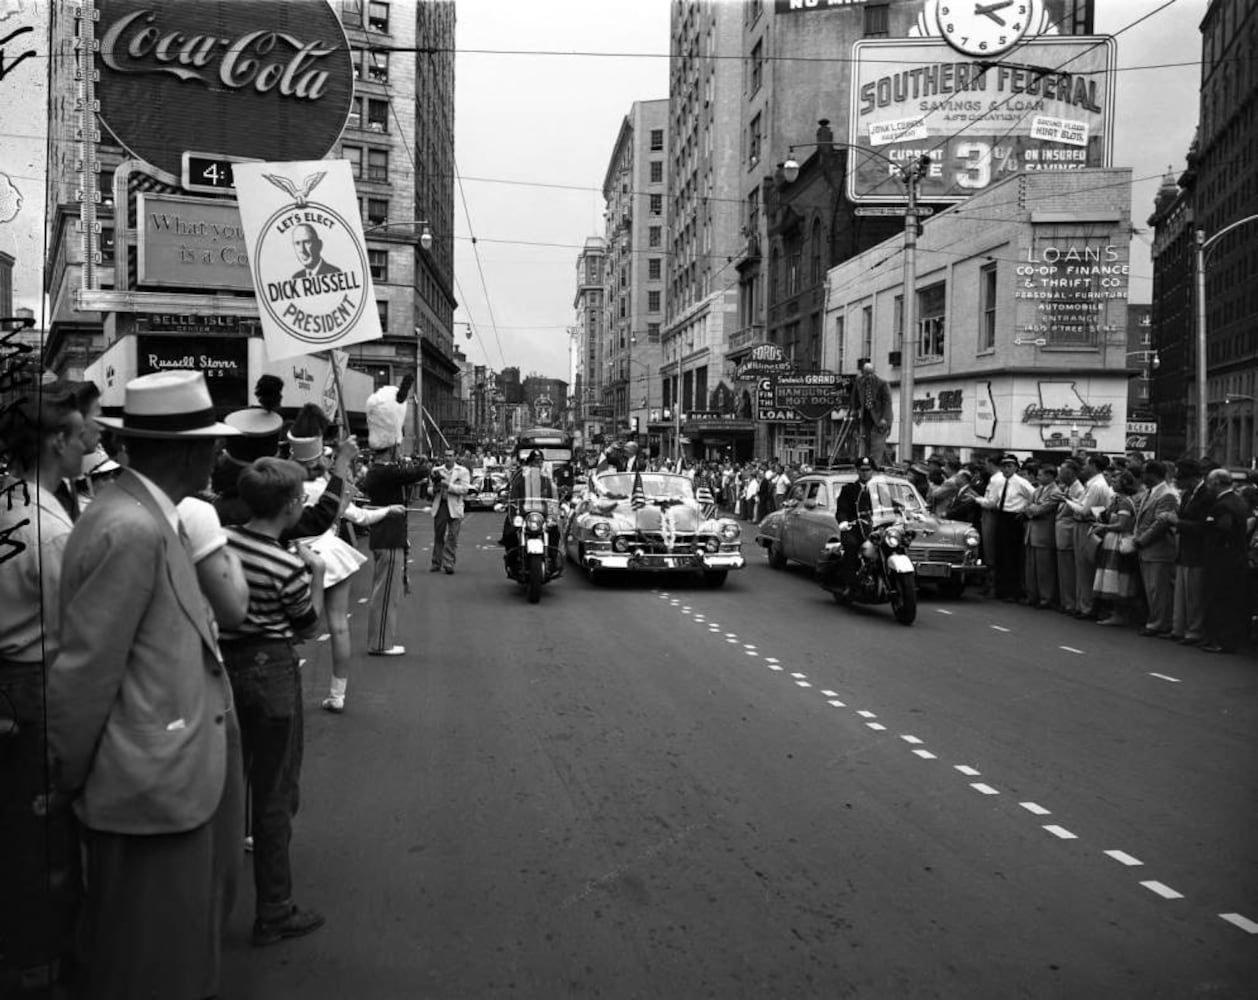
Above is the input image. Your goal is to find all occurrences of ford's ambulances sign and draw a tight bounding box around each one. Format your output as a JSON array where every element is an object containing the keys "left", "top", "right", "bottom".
[{"left": 233, "top": 159, "right": 381, "bottom": 361}]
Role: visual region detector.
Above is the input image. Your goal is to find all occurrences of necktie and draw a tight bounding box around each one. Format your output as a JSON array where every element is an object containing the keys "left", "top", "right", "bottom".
[{"left": 999, "top": 477, "right": 1010, "bottom": 512}]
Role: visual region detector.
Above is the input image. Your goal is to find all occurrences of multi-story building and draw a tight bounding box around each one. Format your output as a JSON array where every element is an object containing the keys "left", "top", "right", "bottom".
[
  {"left": 823, "top": 169, "right": 1133, "bottom": 463},
  {"left": 40, "top": 0, "right": 456, "bottom": 442},
  {"left": 1148, "top": 160, "right": 1196, "bottom": 461},
  {"left": 573, "top": 237, "right": 607, "bottom": 445},
  {"left": 721, "top": 0, "right": 1094, "bottom": 460},
  {"left": 601, "top": 100, "right": 668, "bottom": 449}
]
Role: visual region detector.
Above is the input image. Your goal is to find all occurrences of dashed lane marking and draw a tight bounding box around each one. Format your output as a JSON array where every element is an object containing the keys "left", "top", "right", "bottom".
[
  {"left": 744, "top": 644, "right": 757, "bottom": 650},
  {"left": 866, "top": 722, "right": 886, "bottom": 730},
  {"left": 790, "top": 672, "right": 807, "bottom": 679},
  {"left": 1149, "top": 672, "right": 1182, "bottom": 683},
  {"left": 1219, "top": 913, "right": 1258, "bottom": 935},
  {"left": 796, "top": 681, "right": 813, "bottom": 688},
  {"left": 724, "top": 632, "right": 737, "bottom": 637},
  {"left": 821, "top": 689, "right": 839, "bottom": 698},
  {"left": 746, "top": 651, "right": 760, "bottom": 657},
  {"left": 857, "top": 710, "right": 877, "bottom": 719},
  {"left": 357, "top": 598, "right": 368, "bottom": 604},
  {"left": 1104, "top": 850, "right": 1143, "bottom": 867},
  {"left": 971, "top": 783, "right": 999, "bottom": 795},
  {"left": 1020, "top": 802, "right": 1051, "bottom": 816},
  {"left": 764, "top": 657, "right": 779, "bottom": 663},
  {"left": 827, "top": 699, "right": 846, "bottom": 708},
  {"left": 726, "top": 638, "right": 739, "bottom": 644},
  {"left": 955, "top": 765, "right": 981, "bottom": 776},
  {"left": 1141, "top": 881, "right": 1184, "bottom": 900},
  {"left": 913, "top": 749, "right": 937, "bottom": 759},
  {"left": 1060, "top": 645, "right": 1084, "bottom": 654},
  {"left": 768, "top": 664, "right": 783, "bottom": 671},
  {"left": 1043, "top": 825, "right": 1077, "bottom": 839},
  {"left": 935, "top": 608, "right": 953, "bottom": 615},
  {"left": 991, "top": 625, "right": 1011, "bottom": 633},
  {"left": 900, "top": 735, "right": 923, "bottom": 744}
]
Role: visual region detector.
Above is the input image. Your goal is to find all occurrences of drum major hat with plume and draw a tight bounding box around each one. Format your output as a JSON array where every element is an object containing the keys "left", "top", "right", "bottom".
[{"left": 367, "top": 375, "right": 413, "bottom": 451}]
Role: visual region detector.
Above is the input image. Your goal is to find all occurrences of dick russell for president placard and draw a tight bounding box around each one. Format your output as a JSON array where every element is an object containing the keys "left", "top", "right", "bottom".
[{"left": 234, "top": 159, "right": 382, "bottom": 361}]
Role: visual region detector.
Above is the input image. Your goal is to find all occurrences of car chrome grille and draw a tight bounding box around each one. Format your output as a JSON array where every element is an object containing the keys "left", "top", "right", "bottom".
[
  {"left": 917, "top": 547, "right": 964, "bottom": 565},
  {"left": 632, "top": 532, "right": 697, "bottom": 554}
]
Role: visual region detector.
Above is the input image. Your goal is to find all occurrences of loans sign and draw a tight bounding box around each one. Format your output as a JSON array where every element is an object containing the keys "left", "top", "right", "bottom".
[
  {"left": 96, "top": 0, "right": 353, "bottom": 176},
  {"left": 756, "top": 373, "right": 854, "bottom": 423},
  {"left": 847, "top": 37, "right": 1115, "bottom": 203},
  {"left": 233, "top": 159, "right": 381, "bottom": 361}
]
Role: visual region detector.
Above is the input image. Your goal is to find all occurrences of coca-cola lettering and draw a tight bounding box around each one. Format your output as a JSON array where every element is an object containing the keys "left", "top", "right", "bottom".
[{"left": 101, "top": 10, "right": 335, "bottom": 99}]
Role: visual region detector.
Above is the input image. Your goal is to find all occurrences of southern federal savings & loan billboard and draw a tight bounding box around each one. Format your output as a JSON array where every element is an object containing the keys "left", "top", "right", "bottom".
[{"left": 848, "top": 37, "right": 1115, "bottom": 203}]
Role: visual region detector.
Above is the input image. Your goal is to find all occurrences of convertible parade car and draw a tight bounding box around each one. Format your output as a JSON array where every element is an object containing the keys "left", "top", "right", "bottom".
[
  {"left": 564, "top": 471, "right": 745, "bottom": 586},
  {"left": 754, "top": 469, "right": 988, "bottom": 598}
]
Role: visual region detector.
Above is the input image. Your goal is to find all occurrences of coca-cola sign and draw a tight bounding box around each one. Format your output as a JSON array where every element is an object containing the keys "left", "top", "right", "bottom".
[{"left": 96, "top": 0, "right": 353, "bottom": 176}]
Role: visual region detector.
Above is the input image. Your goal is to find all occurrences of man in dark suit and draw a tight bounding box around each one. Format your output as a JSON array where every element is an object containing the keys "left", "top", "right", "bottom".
[
  {"left": 1166, "top": 458, "right": 1212, "bottom": 645},
  {"left": 849, "top": 360, "right": 893, "bottom": 467},
  {"left": 1200, "top": 469, "right": 1250, "bottom": 653},
  {"left": 47, "top": 371, "right": 243, "bottom": 1000},
  {"left": 290, "top": 224, "right": 342, "bottom": 280}
]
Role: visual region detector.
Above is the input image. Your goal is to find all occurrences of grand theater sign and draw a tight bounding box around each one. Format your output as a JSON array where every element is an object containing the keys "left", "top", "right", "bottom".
[{"left": 96, "top": 0, "right": 354, "bottom": 176}]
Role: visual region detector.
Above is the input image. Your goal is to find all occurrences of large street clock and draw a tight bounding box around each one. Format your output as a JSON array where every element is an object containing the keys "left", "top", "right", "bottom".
[{"left": 936, "top": 0, "right": 1038, "bottom": 57}]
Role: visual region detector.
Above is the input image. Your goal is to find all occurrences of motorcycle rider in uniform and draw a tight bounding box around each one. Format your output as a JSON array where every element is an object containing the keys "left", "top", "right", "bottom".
[
  {"left": 834, "top": 456, "right": 877, "bottom": 587},
  {"left": 500, "top": 449, "right": 559, "bottom": 575}
]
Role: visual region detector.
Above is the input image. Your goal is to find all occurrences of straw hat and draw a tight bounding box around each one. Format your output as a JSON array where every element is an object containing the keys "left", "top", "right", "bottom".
[{"left": 96, "top": 371, "right": 239, "bottom": 438}]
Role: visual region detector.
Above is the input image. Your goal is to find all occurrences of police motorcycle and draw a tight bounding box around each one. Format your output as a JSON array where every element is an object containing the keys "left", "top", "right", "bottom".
[
  {"left": 501, "top": 431, "right": 571, "bottom": 603},
  {"left": 816, "top": 508, "right": 918, "bottom": 625}
]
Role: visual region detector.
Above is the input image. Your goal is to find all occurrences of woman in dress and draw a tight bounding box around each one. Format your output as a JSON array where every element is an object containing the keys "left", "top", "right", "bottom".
[
  {"left": 287, "top": 406, "right": 403, "bottom": 713},
  {"left": 1092, "top": 469, "right": 1142, "bottom": 626}
]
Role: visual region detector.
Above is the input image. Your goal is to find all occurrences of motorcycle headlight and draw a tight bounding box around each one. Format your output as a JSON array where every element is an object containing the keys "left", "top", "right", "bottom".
[
  {"left": 884, "top": 531, "right": 900, "bottom": 549},
  {"left": 720, "top": 522, "right": 741, "bottom": 541},
  {"left": 525, "top": 511, "right": 546, "bottom": 533},
  {"left": 591, "top": 521, "right": 612, "bottom": 540},
  {"left": 964, "top": 529, "right": 981, "bottom": 547}
]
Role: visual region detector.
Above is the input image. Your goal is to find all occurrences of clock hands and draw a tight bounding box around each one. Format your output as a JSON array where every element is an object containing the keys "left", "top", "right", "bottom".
[{"left": 974, "top": 0, "right": 1014, "bottom": 25}]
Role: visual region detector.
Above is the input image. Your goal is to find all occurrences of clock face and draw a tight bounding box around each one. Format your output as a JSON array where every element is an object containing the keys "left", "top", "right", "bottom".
[{"left": 936, "top": 1, "right": 1035, "bottom": 58}]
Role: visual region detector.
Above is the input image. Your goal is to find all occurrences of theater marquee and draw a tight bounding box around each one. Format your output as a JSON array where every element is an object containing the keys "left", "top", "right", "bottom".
[{"left": 847, "top": 37, "right": 1115, "bottom": 203}]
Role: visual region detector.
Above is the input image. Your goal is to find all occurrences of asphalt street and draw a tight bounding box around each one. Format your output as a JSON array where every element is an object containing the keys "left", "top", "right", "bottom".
[{"left": 221, "top": 512, "right": 1258, "bottom": 999}]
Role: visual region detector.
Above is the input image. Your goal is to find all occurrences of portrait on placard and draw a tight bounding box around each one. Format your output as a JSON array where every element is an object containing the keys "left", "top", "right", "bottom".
[{"left": 233, "top": 159, "right": 381, "bottom": 361}]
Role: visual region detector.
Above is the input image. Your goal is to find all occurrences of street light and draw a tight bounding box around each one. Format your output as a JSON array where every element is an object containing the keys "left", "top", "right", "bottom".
[
  {"left": 1125, "top": 349, "right": 1160, "bottom": 369},
  {"left": 363, "top": 219, "right": 434, "bottom": 250},
  {"left": 781, "top": 135, "right": 931, "bottom": 464},
  {"left": 1195, "top": 214, "right": 1258, "bottom": 457}
]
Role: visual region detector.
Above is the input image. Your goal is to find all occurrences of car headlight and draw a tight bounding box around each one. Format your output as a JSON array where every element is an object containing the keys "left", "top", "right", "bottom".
[
  {"left": 706, "top": 538, "right": 720, "bottom": 552},
  {"left": 512, "top": 515, "right": 524, "bottom": 528},
  {"left": 964, "top": 529, "right": 980, "bottom": 547},
  {"left": 720, "top": 522, "right": 741, "bottom": 541},
  {"left": 612, "top": 536, "right": 630, "bottom": 553},
  {"left": 525, "top": 511, "right": 546, "bottom": 533},
  {"left": 591, "top": 521, "right": 612, "bottom": 540}
]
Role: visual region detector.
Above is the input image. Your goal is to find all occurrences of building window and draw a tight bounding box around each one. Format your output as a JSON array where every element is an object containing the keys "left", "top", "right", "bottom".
[
  {"left": 810, "top": 219, "right": 823, "bottom": 284},
  {"left": 835, "top": 315, "right": 846, "bottom": 374},
  {"left": 341, "top": 1, "right": 362, "bottom": 27},
  {"left": 917, "top": 282, "right": 946, "bottom": 360},
  {"left": 365, "top": 197, "right": 389, "bottom": 226},
  {"left": 367, "top": 148, "right": 388, "bottom": 182},
  {"left": 649, "top": 226, "right": 662, "bottom": 248},
  {"left": 648, "top": 290, "right": 661, "bottom": 312},
  {"left": 648, "top": 258, "right": 661, "bottom": 280},
  {"left": 347, "top": 97, "right": 362, "bottom": 128},
  {"left": 344, "top": 144, "right": 362, "bottom": 178},
  {"left": 649, "top": 193, "right": 663, "bottom": 215},
  {"left": 650, "top": 160, "right": 663, "bottom": 183},
  {"left": 376, "top": 299, "right": 389, "bottom": 334},
  {"left": 368, "top": 248, "right": 388, "bottom": 282},
  {"left": 893, "top": 295, "right": 903, "bottom": 352},
  {"left": 748, "top": 112, "right": 761, "bottom": 167},
  {"left": 861, "top": 305, "right": 873, "bottom": 361},
  {"left": 647, "top": 322, "right": 661, "bottom": 343},
  {"left": 650, "top": 129, "right": 664, "bottom": 151},
  {"left": 864, "top": 3, "right": 889, "bottom": 37},
  {"left": 747, "top": 187, "right": 759, "bottom": 236},
  {"left": 367, "top": 50, "right": 388, "bottom": 83},
  {"left": 368, "top": 1, "right": 389, "bottom": 32},
  {"left": 367, "top": 99, "right": 389, "bottom": 132},
  {"left": 979, "top": 263, "right": 997, "bottom": 352},
  {"left": 750, "top": 39, "right": 763, "bottom": 94}
]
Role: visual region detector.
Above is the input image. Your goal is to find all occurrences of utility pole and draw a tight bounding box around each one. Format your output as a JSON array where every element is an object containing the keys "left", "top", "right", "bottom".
[{"left": 898, "top": 155, "right": 929, "bottom": 466}]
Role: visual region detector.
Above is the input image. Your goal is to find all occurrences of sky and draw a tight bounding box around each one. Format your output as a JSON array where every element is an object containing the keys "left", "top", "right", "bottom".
[{"left": 451, "top": 0, "right": 1206, "bottom": 382}]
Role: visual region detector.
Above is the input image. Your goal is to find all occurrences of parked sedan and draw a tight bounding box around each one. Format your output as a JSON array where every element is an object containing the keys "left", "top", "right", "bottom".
[
  {"left": 755, "top": 469, "right": 987, "bottom": 597},
  {"left": 564, "top": 471, "right": 745, "bottom": 586}
]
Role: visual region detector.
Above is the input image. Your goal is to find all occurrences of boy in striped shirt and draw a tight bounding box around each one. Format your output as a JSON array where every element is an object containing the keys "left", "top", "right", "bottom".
[{"left": 220, "top": 458, "right": 326, "bottom": 947}]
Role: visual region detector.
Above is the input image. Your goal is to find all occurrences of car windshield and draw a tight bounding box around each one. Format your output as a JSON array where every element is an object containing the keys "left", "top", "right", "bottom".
[
  {"left": 870, "top": 480, "right": 927, "bottom": 521},
  {"left": 596, "top": 473, "right": 695, "bottom": 502}
]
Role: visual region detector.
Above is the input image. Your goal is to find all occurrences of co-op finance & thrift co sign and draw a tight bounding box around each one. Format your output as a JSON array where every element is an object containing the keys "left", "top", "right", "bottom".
[{"left": 233, "top": 160, "right": 381, "bottom": 361}]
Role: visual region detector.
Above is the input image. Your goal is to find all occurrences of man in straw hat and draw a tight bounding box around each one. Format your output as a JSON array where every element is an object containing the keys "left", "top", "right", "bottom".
[{"left": 46, "top": 370, "right": 244, "bottom": 1000}]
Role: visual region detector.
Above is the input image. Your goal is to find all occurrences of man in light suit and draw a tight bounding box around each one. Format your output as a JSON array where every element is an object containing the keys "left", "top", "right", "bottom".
[
  {"left": 1132, "top": 460, "right": 1179, "bottom": 637},
  {"left": 430, "top": 447, "right": 472, "bottom": 574},
  {"left": 47, "top": 371, "right": 242, "bottom": 1000}
]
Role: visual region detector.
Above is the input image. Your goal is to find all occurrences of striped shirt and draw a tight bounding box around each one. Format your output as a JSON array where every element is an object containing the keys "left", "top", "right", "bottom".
[{"left": 220, "top": 526, "right": 317, "bottom": 642}]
